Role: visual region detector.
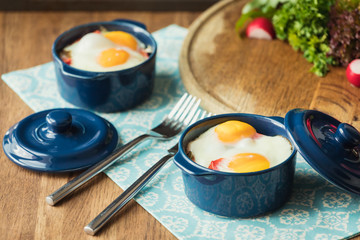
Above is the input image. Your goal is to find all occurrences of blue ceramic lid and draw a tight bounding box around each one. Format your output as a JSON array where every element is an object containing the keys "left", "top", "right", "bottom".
[
  {"left": 2, "top": 108, "right": 118, "bottom": 172},
  {"left": 285, "top": 109, "right": 360, "bottom": 195}
]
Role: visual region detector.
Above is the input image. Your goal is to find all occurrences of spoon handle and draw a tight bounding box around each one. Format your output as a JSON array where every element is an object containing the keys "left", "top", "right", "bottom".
[
  {"left": 84, "top": 153, "right": 173, "bottom": 236},
  {"left": 46, "top": 134, "right": 150, "bottom": 206}
]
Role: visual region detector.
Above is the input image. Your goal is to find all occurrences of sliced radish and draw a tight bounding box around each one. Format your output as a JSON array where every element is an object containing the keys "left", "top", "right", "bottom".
[
  {"left": 246, "top": 17, "right": 276, "bottom": 40},
  {"left": 346, "top": 59, "right": 360, "bottom": 87}
]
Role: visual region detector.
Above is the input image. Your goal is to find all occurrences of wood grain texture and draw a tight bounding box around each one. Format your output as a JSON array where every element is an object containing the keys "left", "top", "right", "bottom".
[
  {"left": 0, "top": 11, "right": 199, "bottom": 240},
  {"left": 180, "top": 0, "right": 360, "bottom": 131},
  {"left": 0, "top": 6, "right": 359, "bottom": 240},
  {"left": 0, "top": 0, "right": 218, "bottom": 11}
]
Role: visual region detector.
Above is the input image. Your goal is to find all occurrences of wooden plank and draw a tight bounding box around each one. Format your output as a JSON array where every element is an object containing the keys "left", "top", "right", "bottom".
[
  {"left": 0, "top": 7, "right": 359, "bottom": 240},
  {"left": 0, "top": 10, "right": 200, "bottom": 240},
  {"left": 0, "top": 0, "right": 218, "bottom": 11},
  {"left": 180, "top": 0, "right": 360, "bottom": 121}
]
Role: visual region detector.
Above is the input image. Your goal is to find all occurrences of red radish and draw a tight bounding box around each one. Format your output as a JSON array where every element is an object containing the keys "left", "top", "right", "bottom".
[
  {"left": 346, "top": 59, "right": 360, "bottom": 87},
  {"left": 246, "top": 17, "right": 276, "bottom": 40}
]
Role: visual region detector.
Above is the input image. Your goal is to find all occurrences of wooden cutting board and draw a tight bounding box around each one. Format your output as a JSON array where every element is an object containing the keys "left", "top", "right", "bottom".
[{"left": 179, "top": 0, "right": 359, "bottom": 120}]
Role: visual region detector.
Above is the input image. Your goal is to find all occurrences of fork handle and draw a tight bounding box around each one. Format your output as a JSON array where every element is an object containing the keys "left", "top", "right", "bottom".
[
  {"left": 46, "top": 134, "right": 151, "bottom": 206},
  {"left": 84, "top": 153, "right": 174, "bottom": 236}
]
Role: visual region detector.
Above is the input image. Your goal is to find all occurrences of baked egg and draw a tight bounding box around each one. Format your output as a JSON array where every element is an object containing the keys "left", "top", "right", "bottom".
[
  {"left": 60, "top": 30, "right": 150, "bottom": 72},
  {"left": 187, "top": 120, "right": 292, "bottom": 173}
]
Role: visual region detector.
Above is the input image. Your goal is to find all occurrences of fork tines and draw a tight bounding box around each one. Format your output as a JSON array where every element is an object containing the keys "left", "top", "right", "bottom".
[{"left": 166, "top": 93, "right": 201, "bottom": 129}]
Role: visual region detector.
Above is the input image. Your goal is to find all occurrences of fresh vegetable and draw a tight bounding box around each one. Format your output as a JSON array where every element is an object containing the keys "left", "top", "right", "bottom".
[
  {"left": 328, "top": 0, "right": 360, "bottom": 67},
  {"left": 241, "top": 0, "right": 287, "bottom": 14},
  {"left": 246, "top": 17, "right": 276, "bottom": 40},
  {"left": 208, "top": 158, "right": 222, "bottom": 170},
  {"left": 272, "top": 0, "right": 336, "bottom": 77},
  {"left": 235, "top": 0, "right": 288, "bottom": 34},
  {"left": 236, "top": 0, "right": 360, "bottom": 79},
  {"left": 346, "top": 59, "right": 360, "bottom": 87}
]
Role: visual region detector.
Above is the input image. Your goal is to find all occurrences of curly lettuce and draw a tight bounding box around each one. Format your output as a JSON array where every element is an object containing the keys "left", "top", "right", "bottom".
[
  {"left": 235, "top": 0, "right": 288, "bottom": 33},
  {"left": 272, "top": 0, "right": 336, "bottom": 76},
  {"left": 328, "top": 0, "right": 360, "bottom": 66}
]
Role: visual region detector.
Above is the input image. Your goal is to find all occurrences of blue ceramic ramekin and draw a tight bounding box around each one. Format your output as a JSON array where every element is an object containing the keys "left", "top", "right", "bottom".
[
  {"left": 52, "top": 19, "right": 157, "bottom": 112},
  {"left": 173, "top": 113, "right": 297, "bottom": 218}
]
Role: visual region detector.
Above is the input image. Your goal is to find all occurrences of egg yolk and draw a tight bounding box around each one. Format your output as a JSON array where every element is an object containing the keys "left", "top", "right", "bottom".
[
  {"left": 98, "top": 48, "right": 129, "bottom": 67},
  {"left": 104, "top": 31, "right": 138, "bottom": 50},
  {"left": 228, "top": 153, "right": 270, "bottom": 173},
  {"left": 214, "top": 120, "right": 256, "bottom": 143}
]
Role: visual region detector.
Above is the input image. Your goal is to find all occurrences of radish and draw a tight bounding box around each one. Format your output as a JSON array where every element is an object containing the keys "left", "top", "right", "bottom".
[
  {"left": 246, "top": 17, "right": 276, "bottom": 40},
  {"left": 346, "top": 59, "right": 360, "bottom": 87}
]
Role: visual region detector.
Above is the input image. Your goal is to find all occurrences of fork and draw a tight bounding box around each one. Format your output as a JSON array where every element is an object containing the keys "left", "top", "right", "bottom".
[
  {"left": 84, "top": 109, "right": 211, "bottom": 235},
  {"left": 46, "top": 93, "right": 201, "bottom": 206}
]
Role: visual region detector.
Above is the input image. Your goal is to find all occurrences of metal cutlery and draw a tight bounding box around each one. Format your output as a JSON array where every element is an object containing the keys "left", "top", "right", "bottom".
[
  {"left": 46, "top": 93, "right": 201, "bottom": 206},
  {"left": 84, "top": 110, "right": 211, "bottom": 235}
]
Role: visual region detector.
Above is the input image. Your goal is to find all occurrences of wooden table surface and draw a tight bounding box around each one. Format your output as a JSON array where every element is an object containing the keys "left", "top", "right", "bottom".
[
  {"left": 180, "top": 0, "right": 360, "bottom": 120},
  {"left": 0, "top": 10, "right": 200, "bottom": 240},
  {"left": 0, "top": 8, "right": 359, "bottom": 240}
]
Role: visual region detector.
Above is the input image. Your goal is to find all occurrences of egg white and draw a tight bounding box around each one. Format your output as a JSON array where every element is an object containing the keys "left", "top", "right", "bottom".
[
  {"left": 64, "top": 32, "right": 147, "bottom": 72},
  {"left": 188, "top": 125, "right": 293, "bottom": 172}
]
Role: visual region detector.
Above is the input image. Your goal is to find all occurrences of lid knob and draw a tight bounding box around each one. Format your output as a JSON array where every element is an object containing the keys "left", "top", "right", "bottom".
[
  {"left": 334, "top": 123, "right": 360, "bottom": 148},
  {"left": 46, "top": 110, "right": 72, "bottom": 133}
]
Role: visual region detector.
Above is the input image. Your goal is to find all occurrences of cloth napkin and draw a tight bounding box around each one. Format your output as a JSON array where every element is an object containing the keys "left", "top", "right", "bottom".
[{"left": 2, "top": 24, "right": 360, "bottom": 240}]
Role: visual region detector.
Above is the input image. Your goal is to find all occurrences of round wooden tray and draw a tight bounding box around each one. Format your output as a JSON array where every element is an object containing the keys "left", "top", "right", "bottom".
[{"left": 179, "top": 0, "right": 349, "bottom": 117}]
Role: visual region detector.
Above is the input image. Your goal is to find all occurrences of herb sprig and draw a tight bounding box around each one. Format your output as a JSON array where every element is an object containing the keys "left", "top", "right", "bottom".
[
  {"left": 236, "top": 0, "right": 360, "bottom": 77},
  {"left": 272, "top": 0, "right": 335, "bottom": 76}
]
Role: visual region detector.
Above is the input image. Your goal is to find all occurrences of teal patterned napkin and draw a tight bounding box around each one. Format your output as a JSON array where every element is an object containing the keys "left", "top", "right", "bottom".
[{"left": 2, "top": 25, "right": 360, "bottom": 240}]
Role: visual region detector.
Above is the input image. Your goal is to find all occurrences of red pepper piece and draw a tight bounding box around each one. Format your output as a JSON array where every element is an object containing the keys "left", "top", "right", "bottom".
[
  {"left": 208, "top": 158, "right": 223, "bottom": 170},
  {"left": 62, "top": 57, "right": 72, "bottom": 65},
  {"left": 139, "top": 49, "right": 149, "bottom": 58},
  {"left": 252, "top": 133, "right": 263, "bottom": 139}
]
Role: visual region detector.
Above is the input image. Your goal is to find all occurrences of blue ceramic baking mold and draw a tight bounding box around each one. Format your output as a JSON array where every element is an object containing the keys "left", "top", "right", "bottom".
[
  {"left": 174, "top": 113, "right": 297, "bottom": 218},
  {"left": 285, "top": 109, "right": 360, "bottom": 195},
  {"left": 52, "top": 19, "right": 157, "bottom": 112},
  {"left": 174, "top": 109, "right": 360, "bottom": 218},
  {"left": 2, "top": 108, "right": 118, "bottom": 172}
]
